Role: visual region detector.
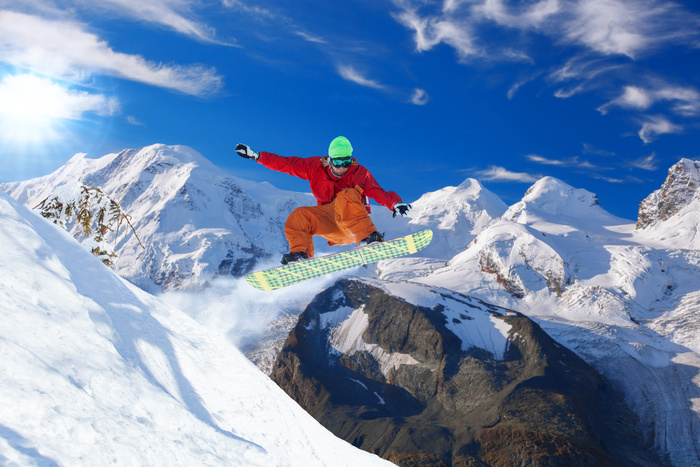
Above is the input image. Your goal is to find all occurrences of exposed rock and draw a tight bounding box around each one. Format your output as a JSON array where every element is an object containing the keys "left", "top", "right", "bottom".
[
  {"left": 637, "top": 159, "right": 700, "bottom": 230},
  {"left": 270, "top": 279, "right": 665, "bottom": 466}
]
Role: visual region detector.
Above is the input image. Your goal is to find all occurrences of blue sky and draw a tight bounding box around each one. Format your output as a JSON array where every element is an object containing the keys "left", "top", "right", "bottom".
[{"left": 1, "top": 0, "right": 699, "bottom": 220}]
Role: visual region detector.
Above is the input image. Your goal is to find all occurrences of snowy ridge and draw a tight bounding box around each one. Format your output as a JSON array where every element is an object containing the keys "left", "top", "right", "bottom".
[
  {"left": 403, "top": 178, "right": 508, "bottom": 258},
  {"left": 0, "top": 190, "right": 390, "bottom": 466}
]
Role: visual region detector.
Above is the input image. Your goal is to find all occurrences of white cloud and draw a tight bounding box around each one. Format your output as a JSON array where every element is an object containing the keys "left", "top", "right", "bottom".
[
  {"left": 410, "top": 88, "right": 428, "bottom": 105},
  {"left": 473, "top": 0, "right": 560, "bottom": 30},
  {"left": 475, "top": 165, "right": 538, "bottom": 183},
  {"left": 615, "top": 86, "right": 652, "bottom": 109},
  {"left": 566, "top": 0, "right": 697, "bottom": 59},
  {"left": 90, "top": 0, "right": 216, "bottom": 41},
  {"left": 599, "top": 83, "right": 700, "bottom": 115},
  {"left": 393, "top": 0, "right": 698, "bottom": 61},
  {"left": 637, "top": 115, "right": 682, "bottom": 143},
  {"left": 0, "top": 10, "right": 223, "bottom": 96},
  {"left": 392, "top": 6, "right": 480, "bottom": 60},
  {"left": 337, "top": 65, "right": 385, "bottom": 89}
]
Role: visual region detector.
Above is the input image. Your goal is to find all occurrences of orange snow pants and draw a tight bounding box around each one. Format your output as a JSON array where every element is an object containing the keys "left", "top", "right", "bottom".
[{"left": 284, "top": 187, "right": 377, "bottom": 258}]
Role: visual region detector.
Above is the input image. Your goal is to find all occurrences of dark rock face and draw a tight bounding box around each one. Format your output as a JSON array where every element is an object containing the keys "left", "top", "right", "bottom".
[{"left": 270, "top": 279, "right": 665, "bottom": 466}]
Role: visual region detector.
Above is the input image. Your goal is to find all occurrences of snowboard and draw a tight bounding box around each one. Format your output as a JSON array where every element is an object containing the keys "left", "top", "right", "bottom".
[{"left": 245, "top": 229, "right": 433, "bottom": 291}]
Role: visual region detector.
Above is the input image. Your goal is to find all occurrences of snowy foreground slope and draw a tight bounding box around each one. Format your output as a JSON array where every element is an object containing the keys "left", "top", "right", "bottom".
[{"left": 0, "top": 191, "right": 390, "bottom": 466}]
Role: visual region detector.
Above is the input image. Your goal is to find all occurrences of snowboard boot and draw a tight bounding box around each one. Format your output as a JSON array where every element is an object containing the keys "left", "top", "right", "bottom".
[
  {"left": 360, "top": 231, "right": 384, "bottom": 246},
  {"left": 281, "top": 251, "right": 309, "bottom": 265}
]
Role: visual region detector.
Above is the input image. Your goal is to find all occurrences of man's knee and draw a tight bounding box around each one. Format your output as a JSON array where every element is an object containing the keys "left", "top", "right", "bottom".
[{"left": 285, "top": 207, "right": 311, "bottom": 230}]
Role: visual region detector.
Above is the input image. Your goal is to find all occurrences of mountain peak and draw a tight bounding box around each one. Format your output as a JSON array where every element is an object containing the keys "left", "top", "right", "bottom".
[
  {"left": 505, "top": 176, "right": 603, "bottom": 221},
  {"left": 406, "top": 177, "right": 508, "bottom": 258},
  {"left": 637, "top": 158, "right": 700, "bottom": 230},
  {"left": 456, "top": 177, "right": 485, "bottom": 193}
]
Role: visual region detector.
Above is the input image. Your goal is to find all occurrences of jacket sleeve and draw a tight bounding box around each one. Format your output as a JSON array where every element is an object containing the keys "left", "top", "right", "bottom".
[
  {"left": 257, "top": 151, "right": 315, "bottom": 180},
  {"left": 356, "top": 167, "right": 402, "bottom": 211}
]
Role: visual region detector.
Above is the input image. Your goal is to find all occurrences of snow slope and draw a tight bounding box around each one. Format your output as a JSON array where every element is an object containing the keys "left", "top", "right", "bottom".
[{"left": 0, "top": 190, "right": 390, "bottom": 466}]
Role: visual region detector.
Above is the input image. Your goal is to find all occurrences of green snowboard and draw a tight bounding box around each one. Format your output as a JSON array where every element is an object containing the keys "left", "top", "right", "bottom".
[{"left": 245, "top": 229, "right": 433, "bottom": 291}]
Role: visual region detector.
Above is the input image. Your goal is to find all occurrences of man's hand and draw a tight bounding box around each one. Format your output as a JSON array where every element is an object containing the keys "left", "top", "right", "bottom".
[
  {"left": 235, "top": 143, "right": 259, "bottom": 161},
  {"left": 393, "top": 202, "right": 412, "bottom": 218}
]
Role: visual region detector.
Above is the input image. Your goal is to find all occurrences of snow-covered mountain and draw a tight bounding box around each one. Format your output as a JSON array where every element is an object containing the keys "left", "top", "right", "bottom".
[
  {"left": 1, "top": 144, "right": 314, "bottom": 292},
  {"left": 0, "top": 189, "right": 391, "bottom": 466},
  {"left": 0, "top": 145, "right": 508, "bottom": 293},
  {"left": 403, "top": 178, "right": 508, "bottom": 258},
  {"left": 3, "top": 145, "right": 700, "bottom": 465},
  {"left": 402, "top": 175, "right": 700, "bottom": 466}
]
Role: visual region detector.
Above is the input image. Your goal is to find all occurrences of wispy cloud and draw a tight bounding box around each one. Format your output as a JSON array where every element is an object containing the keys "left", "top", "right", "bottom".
[
  {"left": 507, "top": 72, "right": 542, "bottom": 99},
  {"left": 391, "top": 4, "right": 481, "bottom": 60},
  {"left": 127, "top": 115, "right": 145, "bottom": 126},
  {"left": 526, "top": 154, "right": 601, "bottom": 170},
  {"left": 294, "top": 30, "right": 328, "bottom": 45},
  {"left": 0, "top": 10, "right": 223, "bottom": 96},
  {"left": 475, "top": 165, "right": 539, "bottom": 183},
  {"left": 629, "top": 152, "right": 659, "bottom": 171},
  {"left": 336, "top": 64, "right": 385, "bottom": 89},
  {"left": 81, "top": 0, "right": 220, "bottom": 43},
  {"left": 637, "top": 114, "right": 682, "bottom": 143},
  {"left": 392, "top": 0, "right": 699, "bottom": 61},
  {"left": 549, "top": 56, "right": 625, "bottom": 98},
  {"left": 390, "top": 0, "right": 700, "bottom": 143},
  {"left": 582, "top": 143, "right": 616, "bottom": 156},
  {"left": 598, "top": 82, "right": 700, "bottom": 116},
  {"left": 563, "top": 0, "right": 697, "bottom": 59}
]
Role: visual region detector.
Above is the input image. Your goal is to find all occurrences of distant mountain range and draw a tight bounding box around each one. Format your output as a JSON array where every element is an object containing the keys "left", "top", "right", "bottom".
[{"left": 2, "top": 145, "right": 699, "bottom": 465}]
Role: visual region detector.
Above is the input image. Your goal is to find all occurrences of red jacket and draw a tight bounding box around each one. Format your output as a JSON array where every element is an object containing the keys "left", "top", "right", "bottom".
[{"left": 258, "top": 152, "right": 402, "bottom": 212}]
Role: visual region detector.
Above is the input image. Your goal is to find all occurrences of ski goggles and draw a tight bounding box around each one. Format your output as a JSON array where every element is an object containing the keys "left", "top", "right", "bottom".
[{"left": 330, "top": 156, "right": 353, "bottom": 168}]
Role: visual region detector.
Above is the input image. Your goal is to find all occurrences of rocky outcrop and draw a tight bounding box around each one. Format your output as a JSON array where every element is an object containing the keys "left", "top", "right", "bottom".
[
  {"left": 270, "top": 279, "right": 664, "bottom": 466},
  {"left": 637, "top": 159, "right": 700, "bottom": 229}
]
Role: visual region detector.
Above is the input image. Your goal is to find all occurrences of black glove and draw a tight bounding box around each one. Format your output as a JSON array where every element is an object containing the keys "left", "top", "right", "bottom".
[
  {"left": 393, "top": 202, "right": 411, "bottom": 218},
  {"left": 235, "top": 143, "right": 259, "bottom": 161}
]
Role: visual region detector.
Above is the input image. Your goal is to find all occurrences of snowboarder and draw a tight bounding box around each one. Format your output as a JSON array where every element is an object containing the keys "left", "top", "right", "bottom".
[{"left": 235, "top": 136, "right": 411, "bottom": 264}]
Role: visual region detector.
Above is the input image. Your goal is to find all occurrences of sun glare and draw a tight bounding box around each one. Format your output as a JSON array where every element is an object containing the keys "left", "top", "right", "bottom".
[
  {"left": 0, "top": 74, "right": 115, "bottom": 149},
  {"left": 0, "top": 74, "right": 72, "bottom": 146}
]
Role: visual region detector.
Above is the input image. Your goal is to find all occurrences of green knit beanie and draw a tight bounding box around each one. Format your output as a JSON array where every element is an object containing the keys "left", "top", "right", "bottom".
[{"left": 328, "top": 136, "right": 353, "bottom": 159}]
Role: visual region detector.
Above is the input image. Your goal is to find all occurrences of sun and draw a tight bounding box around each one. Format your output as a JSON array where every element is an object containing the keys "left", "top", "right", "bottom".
[
  {"left": 0, "top": 74, "right": 73, "bottom": 146},
  {"left": 0, "top": 73, "right": 116, "bottom": 149}
]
